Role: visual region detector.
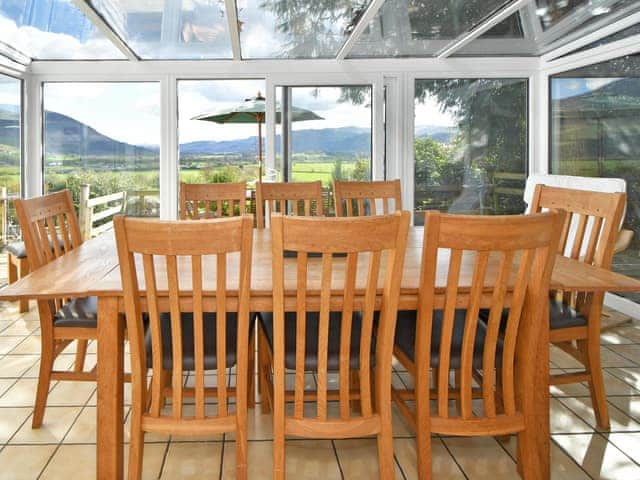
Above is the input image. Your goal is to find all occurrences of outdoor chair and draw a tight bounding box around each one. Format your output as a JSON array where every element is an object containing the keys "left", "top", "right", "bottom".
[
  {"left": 333, "top": 179, "right": 402, "bottom": 216},
  {"left": 255, "top": 181, "right": 323, "bottom": 228},
  {"left": 179, "top": 181, "right": 247, "bottom": 219}
]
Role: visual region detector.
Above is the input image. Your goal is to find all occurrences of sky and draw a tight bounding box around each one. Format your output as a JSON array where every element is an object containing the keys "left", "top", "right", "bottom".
[{"left": 551, "top": 78, "right": 619, "bottom": 100}]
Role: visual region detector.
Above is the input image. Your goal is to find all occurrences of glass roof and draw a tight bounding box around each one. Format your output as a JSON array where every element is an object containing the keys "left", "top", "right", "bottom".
[
  {"left": 237, "top": 0, "right": 371, "bottom": 59},
  {"left": 0, "top": 0, "right": 125, "bottom": 59},
  {"left": 0, "top": 0, "right": 637, "bottom": 61},
  {"left": 88, "top": 0, "right": 233, "bottom": 59}
]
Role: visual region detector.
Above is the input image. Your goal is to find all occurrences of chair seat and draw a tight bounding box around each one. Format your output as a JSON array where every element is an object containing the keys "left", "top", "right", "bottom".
[
  {"left": 6, "top": 241, "right": 26, "bottom": 259},
  {"left": 259, "top": 311, "right": 373, "bottom": 370},
  {"left": 53, "top": 296, "right": 98, "bottom": 328},
  {"left": 394, "top": 310, "right": 502, "bottom": 369},
  {"left": 549, "top": 299, "right": 588, "bottom": 330},
  {"left": 146, "top": 312, "right": 245, "bottom": 371}
]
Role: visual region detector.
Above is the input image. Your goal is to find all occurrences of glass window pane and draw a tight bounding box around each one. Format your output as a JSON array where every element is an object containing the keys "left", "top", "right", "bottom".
[
  {"left": 414, "top": 78, "right": 528, "bottom": 224},
  {"left": 177, "top": 78, "right": 266, "bottom": 203},
  {"left": 550, "top": 54, "right": 640, "bottom": 301},
  {"left": 349, "top": 0, "right": 513, "bottom": 58},
  {"left": 88, "top": 0, "right": 233, "bottom": 59},
  {"left": 0, "top": 0, "right": 125, "bottom": 59},
  {"left": 562, "top": 23, "right": 640, "bottom": 58},
  {"left": 237, "top": 0, "right": 371, "bottom": 58},
  {"left": 455, "top": 13, "right": 538, "bottom": 57},
  {"left": 0, "top": 73, "right": 21, "bottom": 254},
  {"left": 43, "top": 82, "right": 160, "bottom": 217},
  {"left": 276, "top": 85, "right": 372, "bottom": 213}
]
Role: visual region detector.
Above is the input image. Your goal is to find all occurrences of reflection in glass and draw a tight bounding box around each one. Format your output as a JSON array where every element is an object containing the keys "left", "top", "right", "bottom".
[
  {"left": 43, "top": 82, "right": 160, "bottom": 216},
  {"left": 88, "top": 0, "right": 232, "bottom": 59},
  {"left": 551, "top": 55, "right": 640, "bottom": 300},
  {"left": 563, "top": 23, "right": 640, "bottom": 57},
  {"left": 0, "top": 74, "right": 21, "bottom": 250},
  {"left": 0, "top": 0, "right": 124, "bottom": 59},
  {"left": 413, "top": 78, "right": 528, "bottom": 224},
  {"left": 237, "top": 0, "right": 371, "bottom": 58},
  {"left": 177, "top": 79, "right": 266, "bottom": 190},
  {"left": 349, "top": 0, "right": 516, "bottom": 58}
]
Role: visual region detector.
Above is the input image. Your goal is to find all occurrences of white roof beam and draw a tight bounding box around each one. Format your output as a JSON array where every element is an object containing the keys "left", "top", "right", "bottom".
[
  {"left": 0, "top": 41, "right": 31, "bottom": 67},
  {"left": 71, "top": 0, "right": 139, "bottom": 61},
  {"left": 542, "top": 32, "right": 640, "bottom": 75},
  {"left": 519, "top": 1, "right": 542, "bottom": 40},
  {"left": 437, "top": 0, "right": 533, "bottom": 59},
  {"left": 541, "top": 8, "right": 640, "bottom": 61},
  {"left": 225, "top": 0, "right": 242, "bottom": 60},
  {"left": 336, "top": 0, "right": 386, "bottom": 60}
]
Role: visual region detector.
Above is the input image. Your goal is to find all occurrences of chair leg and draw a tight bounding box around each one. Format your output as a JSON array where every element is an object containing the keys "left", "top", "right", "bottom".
[
  {"left": 517, "top": 427, "right": 541, "bottom": 479},
  {"left": 377, "top": 416, "right": 395, "bottom": 479},
  {"left": 257, "top": 327, "right": 272, "bottom": 414},
  {"left": 32, "top": 341, "right": 55, "bottom": 428},
  {"left": 74, "top": 340, "right": 88, "bottom": 373},
  {"left": 454, "top": 369, "right": 462, "bottom": 415},
  {"left": 17, "top": 257, "right": 29, "bottom": 313},
  {"left": 248, "top": 329, "right": 256, "bottom": 409},
  {"left": 127, "top": 404, "right": 145, "bottom": 480},
  {"left": 581, "top": 337, "right": 610, "bottom": 429}
]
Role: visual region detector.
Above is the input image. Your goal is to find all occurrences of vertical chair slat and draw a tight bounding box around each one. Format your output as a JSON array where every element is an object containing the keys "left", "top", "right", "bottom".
[
  {"left": 294, "top": 252, "right": 308, "bottom": 420},
  {"left": 438, "top": 248, "right": 462, "bottom": 418},
  {"left": 36, "top": 220, "right": 53, "bottom": 262},
  {"left": 166, "top": 255, "right": 183, "bottom": 420},
  {"left": 279, "top": 200, "right": 286, "bottom": 215},
  {"left": 46, "top": 219, "right": 63, "bottom": 257},
  {"left": 357, "top": 199, "right": 365, "bottom": 217},
  {"left": 570, "top": 214, "right": 588, "bottom": 260},
  {"left": 459, "top": 251, "right": 489, "bottom": 420},
  {"left": 583, "top": 216, "right": 603, "bottom": 265},
  {"left": 217, "top": 253, "right": 228, "bottom": 417},
  {"left": 360, "top": 251, "right": 381, "bottom": 418},
  {"left": 143, "top": 253, "right": 165, "bottom": 417},
  {"left": 481, "top": 250, "right": 514, "bottom": 419},
  {"left": 316, "top": 253, "right": 332, "bottom": 421},
  {"left": 57, "top": 214, "right": 71, "bottom": 251},
  {"left": 304, "top": 199, "right": 311, "bottom": 217},
  {"left": 192, "top": 255, "right": 206, "bottom": 419},
  {"left": 339, "top": 252, "right": 358, "bottom": 420},
  {"left": 501, "top": 249, "right": 535, "bottom": 416}
]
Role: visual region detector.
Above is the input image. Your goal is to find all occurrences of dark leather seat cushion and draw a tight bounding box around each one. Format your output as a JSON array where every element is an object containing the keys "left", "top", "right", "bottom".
[
  {"left": 53, "top": 296, "right": 98, "bottom": 328},
  {"left": 549, "top": 299, "right": 587, "bottom": 330},
  {"left": 145, "top": 312, "right": 248, "bottom": 371},
  {"left": 259, "top": 311, "right": 374, "bottom": 370},
  {"left": 6, "top": 242, "right": 26, "bottom": 259},
  {"left": 394, "top": 309, "right": 502, "bottom": 369}
]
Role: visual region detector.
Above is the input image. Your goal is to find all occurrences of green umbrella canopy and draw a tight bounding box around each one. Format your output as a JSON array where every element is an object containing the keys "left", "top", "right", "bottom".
[{"left": 192, "top": 92, "right": 323, "bottom": 181}]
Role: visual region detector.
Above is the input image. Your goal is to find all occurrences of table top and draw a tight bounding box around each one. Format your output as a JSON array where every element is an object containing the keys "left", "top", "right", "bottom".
[{"left": 2, "top": 227, "right": 640, "bottom": 304}]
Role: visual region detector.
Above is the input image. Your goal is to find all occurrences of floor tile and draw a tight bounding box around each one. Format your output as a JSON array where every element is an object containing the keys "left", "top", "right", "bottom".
[
  {"left": 0, "top": 444, "right": 56, "bottom": 480},
  {"left": 610, "top": 345, "right": 640, "bottom": 366},
  {"left": 443, "top": 437, "right": 519, "bottom": 480},
  {"left": 334, "top": 438, "right": 403, "bottom": 479},
  {"left": 0, "top": 337, "right": 27, "bottom": 355},
  {"left": 0, "top": 355, "right": 38, "bottom": 378},
  {"left": 40, "top": 444, "right": 95, "bottom": 479},
  {"left": 10, "top": 406, "right": 82, "bottom": 444},
  {"left": 553, "top": 433, "right": 640, "bottom": 479},
  {"left": 0, "top": 407, "right": 32, "bottom": 442},
  {"left": 46, "top": 380, "right": 96, "bottom": 407},
  {"left": 608, "top": 395, "right": 640, "bottom": 423},
  {"left": 7, "top": 336, "right": 41, "bottom": 355},
  {"left": 606, "top": 366, "right": 640, "bottom": 391},
  {"left": 161, "top": 442, "right": 222, "bottom": 479},
  {"left": 394, "top": 437, "right": 465, "bottom": 480},
  {"left": 607, "top": 432, "right": 640, "bottom": 465},
  {"left": 126, "top": 443, "right": 169, "bottom": 480},
  {"left": 282, "top": 440, "right": 342, "bottom": 479},
  {"left": 559, "top": 396, "right": 640, "bottom": 432},
  {"left": 0, "top": 379, "right": 39, "bottom": 407}
]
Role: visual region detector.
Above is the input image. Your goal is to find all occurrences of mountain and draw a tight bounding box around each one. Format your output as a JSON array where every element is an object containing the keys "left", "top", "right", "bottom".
[
  {"left": 415, "top": 125, "right": 458, "bottom": 143},
  {"left": 180, "top": 127, "right": 372, "bottom": 156}
]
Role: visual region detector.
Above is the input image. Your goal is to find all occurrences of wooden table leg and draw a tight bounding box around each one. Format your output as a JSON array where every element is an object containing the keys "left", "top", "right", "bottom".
[
  {"left": 97, "top": 296, "right": 124, "bottom": 480},
  {"left": 535, "top": 307, "right": 551, "bottom": 479}
]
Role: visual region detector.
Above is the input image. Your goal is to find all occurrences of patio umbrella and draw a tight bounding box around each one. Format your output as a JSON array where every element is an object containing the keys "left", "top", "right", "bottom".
[{"left": 192, "top": 92, "right": 323, "bottom": 181}]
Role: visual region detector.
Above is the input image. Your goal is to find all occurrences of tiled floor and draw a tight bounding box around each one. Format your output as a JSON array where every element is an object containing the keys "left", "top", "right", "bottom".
[{"left": 0, "top": 303, "right": 639, "bottom": 479}]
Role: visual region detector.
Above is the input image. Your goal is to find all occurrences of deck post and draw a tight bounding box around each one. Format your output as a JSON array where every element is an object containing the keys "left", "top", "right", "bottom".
[{"left": 79, "top": 184, "right": 92, "bottom": 240}]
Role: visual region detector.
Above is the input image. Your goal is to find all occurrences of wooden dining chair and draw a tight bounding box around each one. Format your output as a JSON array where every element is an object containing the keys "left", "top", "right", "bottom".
[
  {"left": 258, "top": 212, "right": 409, "bottom": 479},
  {"left": 333, "top": 179, "right": 402, "bottom": 216},
  {"left": 529, "top": 184, "right": 626, "bottom": 429},
  {"left": 114, "top": 215, "right": 253, "bottom": 480},
  {"left": 14, "top": 190, "right": 97, "bottom": 428},
  {"left": 255, "top": 181, "right": 323, "bottom": 228},
  {"left": 179, "top": 182, "right": 247, "bottom": 219},
  {"left": 392, "top": 210, "right": 564, "bottom": 479}
]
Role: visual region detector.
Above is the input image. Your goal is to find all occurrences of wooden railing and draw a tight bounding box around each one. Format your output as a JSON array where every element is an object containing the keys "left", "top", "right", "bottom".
[{"left": 79, "top": 184, "right": 127, "bottom": 240}]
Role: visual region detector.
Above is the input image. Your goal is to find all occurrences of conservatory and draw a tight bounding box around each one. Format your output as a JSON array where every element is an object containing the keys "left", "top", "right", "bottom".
[{"left": 0, "top": 0, "right": 639, "bottom": 478}]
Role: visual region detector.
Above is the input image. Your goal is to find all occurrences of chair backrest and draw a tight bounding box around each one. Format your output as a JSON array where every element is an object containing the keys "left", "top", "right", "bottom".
[
  {"left": 255, "top": 181, "right": 323, "bottom": 228},
  {"left": 14, "top": 190, "right": 83, "bottom": 271},
  {"left": 417, "top": 210, "right": 564, "bottom": 429},
  {"left": 114, "top": 215, "right": 253, "bottom": 425},
  {"left": 179, "top": 182, "right": 247, "bottom": 220},
  {"left": 271, "top": 211, "right": 409, "bottom": 432},
  {"left": 529, "top": 184, "right": 626, "bottom": 269},
  {"left": 333, "top": 179, "right": 402, "bottom": 217}
]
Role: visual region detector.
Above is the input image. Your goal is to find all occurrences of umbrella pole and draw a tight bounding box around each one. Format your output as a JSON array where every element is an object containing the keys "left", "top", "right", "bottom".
[{"left": 258, "top": 117, "right": 263, "bottom": 183}]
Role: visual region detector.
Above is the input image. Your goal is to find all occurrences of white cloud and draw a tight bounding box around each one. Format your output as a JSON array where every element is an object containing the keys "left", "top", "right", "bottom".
[
  {"left": 585, "top": 78, "right": 620, "bottom": 91},
  {"left": 414, "top": 94, "right": 457, "bottom": 128}
]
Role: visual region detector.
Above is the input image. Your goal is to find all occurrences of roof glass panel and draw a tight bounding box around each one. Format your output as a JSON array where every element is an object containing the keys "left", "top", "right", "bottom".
[
  {"left": 348, "top": 0, "right": 513, "bottom": 58},
  {"left": 536, "top": 0, "right": 587, "bottom": 31},
  {"left": 237, "top": 0, "right": 371, "bottom": 59},
  {"left": 563, "top": 23, "right": 640, "bottom": 57},
  {"left": 0, "top": 0, "right": 125, "bottom": 59},
  {"left": 88, "top": 0, "right": 233, "bottom": 59}
]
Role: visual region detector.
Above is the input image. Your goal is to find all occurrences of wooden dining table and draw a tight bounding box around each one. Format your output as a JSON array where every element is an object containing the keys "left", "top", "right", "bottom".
[{"left": 2, "top": 226, "right": 640, "bottom": 479}]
